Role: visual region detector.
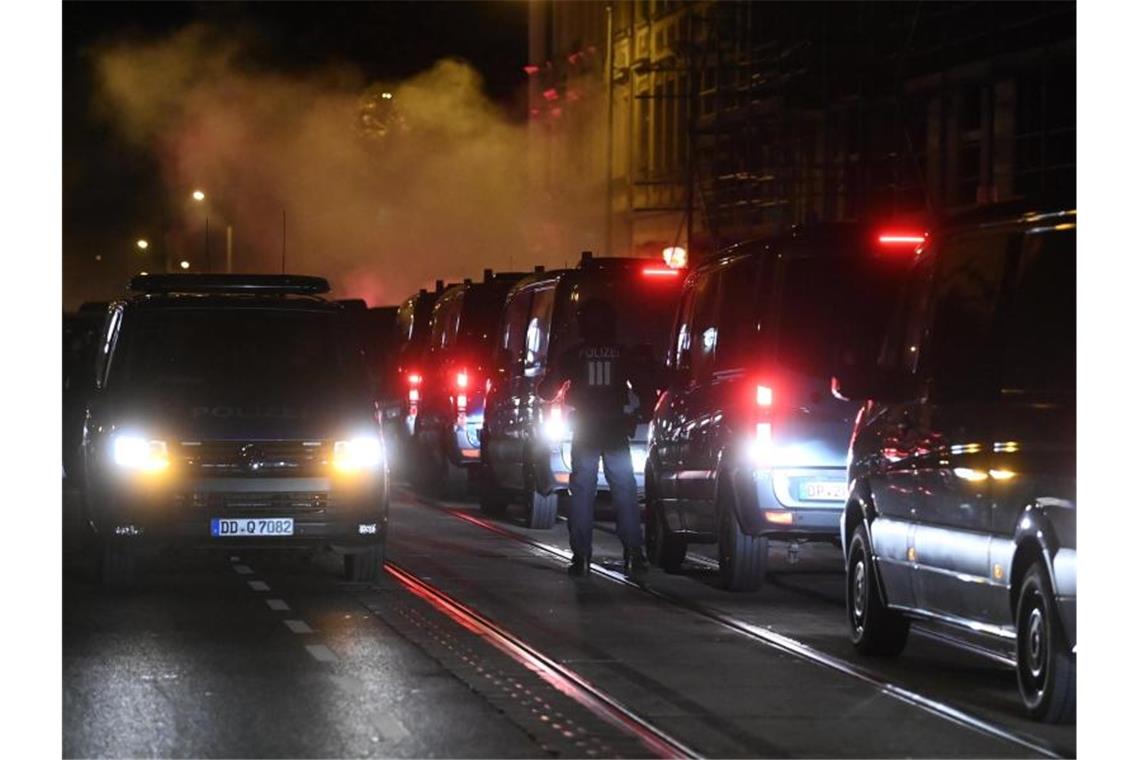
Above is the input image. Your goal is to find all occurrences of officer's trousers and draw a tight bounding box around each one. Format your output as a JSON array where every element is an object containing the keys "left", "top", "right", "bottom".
[{"left": 568, "top": 439, "right": 641, "bottom": 559}]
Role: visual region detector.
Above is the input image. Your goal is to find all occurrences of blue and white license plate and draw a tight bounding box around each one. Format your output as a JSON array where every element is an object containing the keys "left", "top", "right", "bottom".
[{"left": 211, "top": 517, "right": 294, "bottom": 537}]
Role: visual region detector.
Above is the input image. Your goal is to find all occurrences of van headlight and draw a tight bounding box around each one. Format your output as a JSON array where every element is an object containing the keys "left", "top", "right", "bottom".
[
  {"left": 333, "top": 435, "right": 384, "bottom": 473},
  {"left": 112, "top": 434, "right": 169, "bottom": 472}
]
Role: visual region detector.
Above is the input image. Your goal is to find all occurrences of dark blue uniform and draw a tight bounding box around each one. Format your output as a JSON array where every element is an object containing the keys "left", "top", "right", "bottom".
[{"left": 538, "top": 341, "right": 649, "bottom": 560}]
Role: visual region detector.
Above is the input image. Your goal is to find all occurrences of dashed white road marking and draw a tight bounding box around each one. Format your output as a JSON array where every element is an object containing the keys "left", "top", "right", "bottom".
[
  {"left": 305, "top": 644, "right": 338, "bottom": 663},
  {"left": 233, "top": 564, "right": 253, "bottom": 575},
  {"left": 284, "top": 619, "right": 314, "bottom": 634},
  {"left": 248, "top": 580, "right": 271, "bottom": 591},
  {"left": 376, "top": 714, "right": 411, "bottom": 741},
  {"left": 266, "top": 599, "right": 290, "bottom": 611}
]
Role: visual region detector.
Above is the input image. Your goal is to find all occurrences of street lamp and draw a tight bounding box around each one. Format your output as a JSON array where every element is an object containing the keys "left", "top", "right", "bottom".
[
  {"left": 136, "top": 239, "right": 149, "bottom": 250},
  {"left": 179, "top": 260, "right": 191, "bottom": 270},
  {"left": 192, "top": 190, "right": 206, "bottom": 202}
]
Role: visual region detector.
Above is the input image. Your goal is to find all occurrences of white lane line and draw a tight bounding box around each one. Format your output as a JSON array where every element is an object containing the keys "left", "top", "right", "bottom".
[
  {"left": 376, "top": 714, "right": 411, "bottom": 741},
  {"left": 248, "top": 580, "right": 271, "bottom": 591},
  {"left": 266, "top": 599, "right": 290, "bottom": 611},
  {"left": 305, "top": 644, "right": 338, "bottom": 662},
  {"left": 233, "top": 564, "right": 253, "bottom": 575},
  {"left": 284, "top": 619, "right": 314, "bottom": 634}
]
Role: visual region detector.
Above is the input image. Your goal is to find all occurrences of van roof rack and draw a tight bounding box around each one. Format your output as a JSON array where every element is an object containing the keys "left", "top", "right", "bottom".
[{"left": 128, "top": 274, "right": 330, "bottom": 295}]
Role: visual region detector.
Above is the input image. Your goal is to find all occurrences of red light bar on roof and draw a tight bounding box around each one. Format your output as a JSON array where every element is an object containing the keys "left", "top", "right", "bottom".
[
  {"left": 643, "top": 267, "right": 680, "bottom": 277},
  {"left": 878, "top": 232, "right": 926, "bottom": 245}
]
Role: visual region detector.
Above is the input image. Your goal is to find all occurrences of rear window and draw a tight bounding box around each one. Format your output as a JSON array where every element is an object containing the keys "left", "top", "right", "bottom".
[
  {"left": 558, "top": 272, "right": 681, "bottom": 363},
  {"left": 774, "top": 253, "right": 908, "bottom": 377},
  {"left": 113, "top": 308, "right": 364, "bottom": 391},
  {"left": 458, "top": 284, "right": 513, "bottom": 352}
]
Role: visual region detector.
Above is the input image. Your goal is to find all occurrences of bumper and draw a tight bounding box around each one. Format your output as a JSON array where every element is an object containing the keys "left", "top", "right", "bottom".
[
  {"left": 88, "top": 474, "right": 388, "bottom": 550},
  {"left": 545, "top": 441, "right": 648, "bottom": 496},
  {"left": 732, "top": 466, "right": 844, "bottom": 539}
]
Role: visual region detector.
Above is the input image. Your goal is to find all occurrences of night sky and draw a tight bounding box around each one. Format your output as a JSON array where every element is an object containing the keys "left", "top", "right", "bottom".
[{"left": 63, "top": 1, "right": 529, "bottom": 307}]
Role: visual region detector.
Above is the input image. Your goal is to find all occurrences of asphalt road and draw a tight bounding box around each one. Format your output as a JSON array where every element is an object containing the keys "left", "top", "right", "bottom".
[{"left": 63, "top": 486, "right": 1077, "bottom": 758}]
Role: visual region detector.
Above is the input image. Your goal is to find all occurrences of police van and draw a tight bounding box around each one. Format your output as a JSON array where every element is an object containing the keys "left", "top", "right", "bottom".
[
  {"left": 647, "top": 224, "right": 917, "bottom": 590},
  {"left": 79, "top": 275, "right": 389, "bottom": 584}
]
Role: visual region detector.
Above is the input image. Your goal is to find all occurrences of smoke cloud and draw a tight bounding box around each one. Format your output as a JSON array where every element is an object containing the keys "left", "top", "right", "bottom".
[{"left": 94, "top": 25, "right": 607, "bottom": 305}]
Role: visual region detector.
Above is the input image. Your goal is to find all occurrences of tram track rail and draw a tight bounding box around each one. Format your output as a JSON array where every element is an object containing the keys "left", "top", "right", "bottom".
[{"left": 397, "top": 489, "right": 1069, "bottom": 759}]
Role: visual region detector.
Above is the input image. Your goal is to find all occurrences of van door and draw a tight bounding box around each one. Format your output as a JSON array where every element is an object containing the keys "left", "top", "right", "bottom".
[
  {"left": 909, "top": 229, "right": 1017, "bottom": 623},
  {"left": 486, "top": 288, "right": 531, "bottom": 486},
  {"left": 652, "top": 279, "right": 697, "bottom": 519},
  {"left": 509, "top": 284, "right": 557, "bottom": 488}
]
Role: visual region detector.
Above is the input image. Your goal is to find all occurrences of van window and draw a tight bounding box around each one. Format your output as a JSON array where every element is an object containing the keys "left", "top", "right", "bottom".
[
  {"left": 94, "top": 305, "right": 122, "bottom": 389},
  {"left": 431, "top": 291, "right": 463, "bottom": 350},
  {"left": 1002, "top": 227, "right": 1075, "bottom": 394},
  {"left": 689, "top": 269, "right": 722, "bottom": 382},
  {"left": 669, "top": 283, "right": 697, "bottom": 376},
  {"left": 498, "top": 290, "right": 531, "bottom": 367},
  {"left": 715, "top": 255, "right": 763, "bottom": 370},
  {"left": 524, "top": 286, "right": 556, "bottom": 373},
  {"left": 879, "top": 253, "right": 935, "bottom": 394},
  {"left": 926, "top": 232, "right": 1014, "bottom": 400}
]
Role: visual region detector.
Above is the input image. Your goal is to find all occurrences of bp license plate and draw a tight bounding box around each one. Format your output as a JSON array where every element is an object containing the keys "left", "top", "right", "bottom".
[
  {"left": 798, "top": 481, "right": 847, "bottom": 502},
  {"left": 211, "top": 517, "right": 295, "bottom": 537}
]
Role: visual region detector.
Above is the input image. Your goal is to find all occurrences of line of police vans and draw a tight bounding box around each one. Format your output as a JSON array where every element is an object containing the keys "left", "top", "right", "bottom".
[
  {"left": 63, "top": 201, "right": 1074, "bottom": 722},
  {"left": 373, "top": 202, "right": 1075, "bottom": 723}
]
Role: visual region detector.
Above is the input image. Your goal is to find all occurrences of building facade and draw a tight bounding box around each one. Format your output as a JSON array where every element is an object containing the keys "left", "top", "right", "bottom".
[{"left": 527, "top": 0, "right": 1075, "bottom": 263}]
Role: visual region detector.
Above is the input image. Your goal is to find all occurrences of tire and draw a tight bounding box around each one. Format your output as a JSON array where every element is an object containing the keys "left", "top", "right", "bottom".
[
  {"left": 100, "top": 541, "right": 136, "bottom": 587},
  {"left": 344, "top": 542, "right": 386, "bottom": 583},
  {"left": 476, "top": 466, "right": 509, "bottom": 517},
  {"left": 846, "top": 523, "right": 909, "bottom": 656},
  {"left": 523, "top": 465, "right": 558, "bottom": 529},
  {"left": 645, "top": 479, "right": 686, "bottom": 572},
  {"left": 1016, "top": 562, "right": 1076, "bottom": 723},
  {"left": 716, "top": 482, "right": 767, "bottom": 592}
]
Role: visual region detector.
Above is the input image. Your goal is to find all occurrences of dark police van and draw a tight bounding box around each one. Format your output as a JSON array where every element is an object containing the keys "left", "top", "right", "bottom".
[
  {"left": 480, "top": 254, "right": 682, "bottom": 528},
  {"left": 647, "top": 224, "right": 918, "bottom": 590},
  {"left": 408, "top": 269, "right": 527, "bottom": 497},
  {"left": 80, "top": 275, "right": 390, "bottom": 585},
  {"left": 381, "top": 281, "right": 447, "bottom": 476},
  {"left": 836, "top": 207, "right": 1076, "bottom": 722}
]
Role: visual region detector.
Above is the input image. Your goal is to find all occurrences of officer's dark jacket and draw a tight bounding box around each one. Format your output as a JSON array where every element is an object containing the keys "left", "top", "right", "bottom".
[{"left": 537, "top": 341, "right": 651, "bottom": 445}]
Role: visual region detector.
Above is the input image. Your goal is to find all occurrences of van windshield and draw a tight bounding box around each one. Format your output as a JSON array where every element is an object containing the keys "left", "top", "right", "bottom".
[{"left": 113, "top": 308, "right": 364, "bottom": 392}]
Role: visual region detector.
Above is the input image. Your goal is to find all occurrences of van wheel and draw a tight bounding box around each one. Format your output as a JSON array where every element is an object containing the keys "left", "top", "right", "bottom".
[
  {"left": 100, "top": 541, "right": 136, "bottom": 587},
  {"left": 344, "top": 543, "right": 386, "bottom": 583},
  {"left": 646, "top": 481, "right": 686, "bottom": 572},
  {"left": 1016, "top": 562, "right": 1076, "bottom": 722},
  {"left": 476, "top": 466, "right": 509, "bottom": 517},
  {"left": 527, "top": 489, "right": 558, "bottom": 529},
  {"left": 847, "top": 523, "right": 909, "bottom": 656},
  {"left": 716, "top": 488, "right": 767, "bottom": 591}
]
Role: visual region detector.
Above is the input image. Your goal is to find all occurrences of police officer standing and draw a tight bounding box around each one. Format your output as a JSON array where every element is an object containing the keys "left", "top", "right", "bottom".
[{"left": 537, "top": 298, "right": 651, "bottom": 578}]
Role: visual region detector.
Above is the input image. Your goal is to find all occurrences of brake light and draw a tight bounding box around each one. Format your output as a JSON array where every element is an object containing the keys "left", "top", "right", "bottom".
[
  {"left": 877, "top": 230, "right": 927, "bottom": 254},
  {"left": 643, "top": 267, "right": 680, "bottom": 277},
  {"left": 756, "top": 384, "right": 773, "bottom": 407},
  {"left": 407, "top": 372, "right": 422, "bottom": 386},
  {"left": 749, "top": 382, "right": 775, "bottom": 466},
  {"left": 408, "top": 388, "right": 420, "bottom": 403},
  {"left": 455, "top": 370, "right": 469, "bottom": 390},
  {"left": 541, "top": 402, "right": 569, "bottom": 443}
]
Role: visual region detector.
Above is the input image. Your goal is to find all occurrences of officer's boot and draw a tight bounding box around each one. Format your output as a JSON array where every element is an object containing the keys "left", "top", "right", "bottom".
[
  {"left": 568, "top": 551, "right": 591, "bottom": 577},
  {"left": 624, "top": 547, "right": 649, "bottom": 579}
]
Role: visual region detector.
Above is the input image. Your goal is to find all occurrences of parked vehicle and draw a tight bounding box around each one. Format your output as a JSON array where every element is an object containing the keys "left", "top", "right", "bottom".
[
  {"left": 646, "top": 224, "right": 918, "bottom": 590},
  {"left": 79, "top": 274, "right": 389, "bottom": 585},
  {"left": 408, "top": 269, "right": 527, "bottom": 497},
  {"left": 480, "top": 254, "right": 683, "bottom": 528},
  {"left": 837, "top": 206, "right": 1076, "bottom": 722},
  {"left": 381, "top": 281, "right": 447, "bottom": 476}
]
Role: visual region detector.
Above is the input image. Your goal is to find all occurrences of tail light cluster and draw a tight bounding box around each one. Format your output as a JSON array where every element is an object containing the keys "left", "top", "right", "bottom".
[
  {"left": 748, "top": 382, "right": 776, "bottom": 466},
  {"left": 406, "top": 371, "right": 423, "bottom": 404}
]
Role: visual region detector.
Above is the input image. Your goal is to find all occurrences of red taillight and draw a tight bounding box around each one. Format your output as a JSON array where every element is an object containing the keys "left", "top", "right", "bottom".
[
  {"left": 877, "top": 230, "right": 927, "bottom": 254},
  {"left": 643, "top": 267, "right": 680, "bottom": 277},
  {"left": 455, "top": 370, "right": 469, "bottom": 390},
  {"left": 756, "top": 384, "right": 773, "bottom": 407},
  {"left": 749, "top": 383, "right": 775, "bottom": 466},
  {"left": 407, "top": 372, "right": 422, "bottom": 386}
]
